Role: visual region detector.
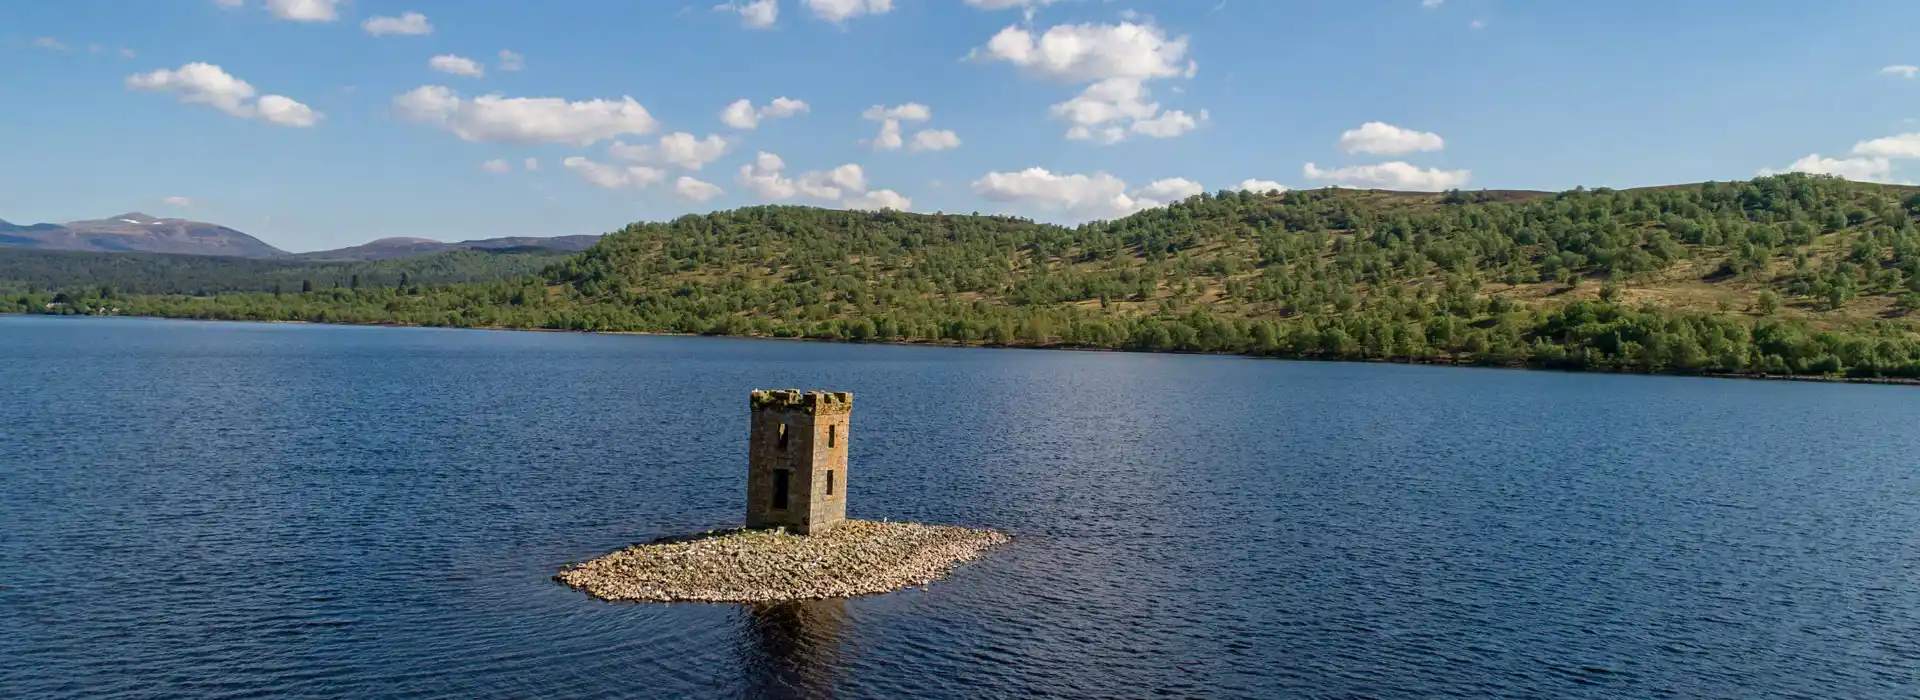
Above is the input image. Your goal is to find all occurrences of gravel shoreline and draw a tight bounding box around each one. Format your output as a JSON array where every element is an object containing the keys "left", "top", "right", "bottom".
[{"left": 556, "top": 520, "right": 1011, "bottom": 603}]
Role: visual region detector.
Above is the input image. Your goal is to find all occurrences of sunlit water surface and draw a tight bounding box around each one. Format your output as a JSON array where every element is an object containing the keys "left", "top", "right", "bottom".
[{"left": 3, "top": 316, "right": 1918, "bottom": 698}]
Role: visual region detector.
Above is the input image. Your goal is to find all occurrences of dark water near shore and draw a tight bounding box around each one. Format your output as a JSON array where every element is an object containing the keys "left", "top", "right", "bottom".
[{"left": 3, "top": 316, "right": 1919, "bottom": 698}]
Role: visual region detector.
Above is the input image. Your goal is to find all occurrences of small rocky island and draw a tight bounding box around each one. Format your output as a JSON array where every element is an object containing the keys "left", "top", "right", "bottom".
[
  {"left": 557, "top": 521, "right": 1008, "bottom": 603},
  {"left": 557, "top": 390, "right": 1008, "bottom": 603}
]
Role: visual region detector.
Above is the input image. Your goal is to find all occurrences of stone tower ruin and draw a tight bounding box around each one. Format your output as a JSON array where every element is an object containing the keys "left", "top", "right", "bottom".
[{"left": 747, "top": 389, "right": 851, "bottom": 535}]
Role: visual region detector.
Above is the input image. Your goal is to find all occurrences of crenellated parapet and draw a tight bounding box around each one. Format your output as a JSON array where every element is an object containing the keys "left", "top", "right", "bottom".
[{"left": 750, "top": 389, "right": 854, "bottom": 415}]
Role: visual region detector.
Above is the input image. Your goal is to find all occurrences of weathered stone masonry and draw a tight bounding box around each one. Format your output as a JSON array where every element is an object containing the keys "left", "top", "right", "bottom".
[
  {"left": 556, "top": 388, "right": 1010, "bottom": 603},
  {"left": 746, "top": 390, "right": 851, "bottom": 535}
]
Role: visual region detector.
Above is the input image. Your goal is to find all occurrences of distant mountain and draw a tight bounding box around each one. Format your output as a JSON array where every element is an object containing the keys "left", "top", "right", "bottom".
[
  {"left": 0, "top": 212, "right": 603, "bottom": 262},
  {"left": 290, "top": 237, "right": 452, "bottom": 262},
  {"left": 0, "top": 219, "right": 67, "bottom": 233},
  {"left": 462, "top": 235, "right": 603, "bottom": 252},
  {"left": 0, "top": 213, "right": 287, "bottom": 258},
  {"left": 291, "top": 234, "right": 603, "bottom": 262}
]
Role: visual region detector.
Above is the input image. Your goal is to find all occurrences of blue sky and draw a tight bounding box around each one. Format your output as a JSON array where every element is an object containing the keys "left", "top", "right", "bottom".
[{"left": 4, "top": 0, "right": 1920, "bottom": 252}]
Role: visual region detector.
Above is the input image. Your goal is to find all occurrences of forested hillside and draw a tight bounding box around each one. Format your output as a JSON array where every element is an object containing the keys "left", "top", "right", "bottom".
[
  {"left": 13, "top": 174, "right": 1920, "bottom": 379},
  {"left": 0, "top": 247, "right": 574, "bottom": 296}
]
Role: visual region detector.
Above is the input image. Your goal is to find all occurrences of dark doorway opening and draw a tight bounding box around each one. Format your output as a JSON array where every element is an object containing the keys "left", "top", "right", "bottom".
[{"left": 772, "top": 469, "right": 791, "bottom": 510}]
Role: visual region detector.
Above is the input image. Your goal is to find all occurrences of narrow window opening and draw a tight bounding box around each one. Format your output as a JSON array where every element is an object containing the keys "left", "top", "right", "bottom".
[
  {"left": 776, "top": 423, "right": 789, "bottom": 451},
  {"left": 828, "top": 424, "right": 837, "bottom": 448},
  {"left": 826, "top": 470, "right": 836, "bottom": 496},
  {"left": 772, "top": 469, "right": 790, "bottom": 510}
]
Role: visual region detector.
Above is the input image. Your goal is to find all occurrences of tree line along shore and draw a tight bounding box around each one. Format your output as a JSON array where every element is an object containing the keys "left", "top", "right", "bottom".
[{"left": 10, "top": 174, "right": 1920, "bottom": 380}]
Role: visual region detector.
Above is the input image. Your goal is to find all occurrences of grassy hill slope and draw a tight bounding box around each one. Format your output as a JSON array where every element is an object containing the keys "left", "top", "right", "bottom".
[{"left": 16, "top": 174, "right": 1920, "bottom": 379}]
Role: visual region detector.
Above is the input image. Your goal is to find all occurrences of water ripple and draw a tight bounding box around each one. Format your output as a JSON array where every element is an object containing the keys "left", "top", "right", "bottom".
[{"left": 3, "top": 316, "right": 1919, "bottom": 699}]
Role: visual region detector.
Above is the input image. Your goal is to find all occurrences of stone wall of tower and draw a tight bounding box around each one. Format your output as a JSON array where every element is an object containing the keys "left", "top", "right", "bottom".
[{"left": 746, "top": 390, "right": 851, "bottom": 535}]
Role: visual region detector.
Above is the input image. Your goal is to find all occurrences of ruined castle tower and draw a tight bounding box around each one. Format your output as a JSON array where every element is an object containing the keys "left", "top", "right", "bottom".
[{"left": 747, "top": 390, "right": 851, "bottom": 535}]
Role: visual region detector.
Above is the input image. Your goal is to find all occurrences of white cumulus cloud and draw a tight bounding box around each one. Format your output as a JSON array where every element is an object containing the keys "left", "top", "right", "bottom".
[
  {"left": 863, "top": 103, "right": 953, "bottom": 152},
  {"left": 735, "top": 152, "right": 902, "bottom": 207},
  {"left": 1850, "top": 133, "right": 1920, "bottom": 159},
  {"left": 1237, "top": 179, "right": 1288, "bottom": 193},
  {"left": 972, "top": 167, "right": 1163, "bottom": 219},
  {"left": 126, "top": 62, "right": 321, "bottom": 127},
  {"left": 128, "top": 63, "right": 254, "bottom": 116},
  {"left": 497, "top": 50, "right": 526, "bottom": 72},
  {"left": 1881, "top": 65, "right": 1919, "bottom": 79},
  {"left": 798, "top": 164, "right": 868, "bottom": 200},
  {"left": 32, "top": 37, "right": 68, "bottom": 51},
  {"left": 763, "top": 97, "right": 809, "bottom": 118},
  {"left": 736, "top": 152, "right": 798, "bottom": 199},
  {"left": 363, "top": 12, "right": 432, "bottom": 36},
  {"left": 720, "top": 100, "right": 767, "bottom": 130},
  {"left": 1303, "top": 161, "right": 1471, "bottom": 191},
  {"left": 716, "top": 0, "right": 779, "bottom": 28},
  {"left": 976, "top": 21, "right": 1204, "bottom": 144},
  {"left": 720, "top": 97, "right": 810, "bottom": 129},
  {"left": 869, "top": 119, "right": 906, "bottom": 150},
  {"left": 564, "top": 156, "right": 666, "bottom": 190},
  {"left": 862, "top": 103, "right": 932, "bottom": 122},
  {"left": 608, "top": 132, "right": 731, "bottom": 171},
  {"left": 1053, "top": 79, "right": 1206, "bottom": 144},
  {"left": 720, "top": 100, "right": 758, "bottom": 128},
  {"left": 1133, "top": 177, "right": 1204, "bottom": 203},
  {"left": 1339, "top": 122, "right": 1444, "bottom": 155},
  {"left": 481, "top": 158, "right": 512, "bottom": 174},
  {"left": 428, "top": 55, "right": 485, "bottom": 78},
  {"left": 803, "top": 0, "right": 893, "bottom": 22},
  {"left": 1053, "top": 78, "right": 1154, "bottom": 131},
  {"left": 673, "top": 176, "right": 726, "bottom": 203},
  {"left": 162, "top": 196, "right": 194, "bottom": 208},
  {"left": 910, "top": 129, "right": 961, "bottom": 152},
  {"left": 266, "top": 0, "right": 340, "bottom": 22},
  {"left": 254, "top": 94, "right": 320, "bottom": 127},
  {"left": 1130, "top": 107, "right": 1206, "bottom": 139},
  {"left": 844, "top": 188, "right": 911, "bottom": 211},
  {"left": 1759, "top": 154, "right": 1895, "bottom": 183},
  {"left": 974, "top": 21, "right": 1194, "bottom": 83},
  {"left": 128, "top": 62, "right": 253, "bottom": 116},
  {"left": 394, "top": 86, "right": 657, "bottom": 145}
]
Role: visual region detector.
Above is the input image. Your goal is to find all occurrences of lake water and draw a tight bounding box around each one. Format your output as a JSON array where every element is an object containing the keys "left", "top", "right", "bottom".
[{"left": 3, "top": 316, "right": 1918, "bottom": 699}]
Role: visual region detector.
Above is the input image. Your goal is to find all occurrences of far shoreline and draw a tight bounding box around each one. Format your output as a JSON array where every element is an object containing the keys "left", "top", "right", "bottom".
[{"left": 7, "top": 310, "right": 1917, "bottom": 388}]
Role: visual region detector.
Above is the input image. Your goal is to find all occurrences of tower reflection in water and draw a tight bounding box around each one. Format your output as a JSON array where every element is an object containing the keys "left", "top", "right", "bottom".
[{"left": 739, "top": 598, "right": 848, "bottom": 699}]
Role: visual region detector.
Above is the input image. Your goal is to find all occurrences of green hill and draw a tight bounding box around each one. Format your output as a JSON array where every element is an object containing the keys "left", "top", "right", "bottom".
[
  {"left": 0, "top": 247, "right": 575, "bottom": 296},
  {"left": 15, "top": 174, "right": 1920, "bottom": 379}
]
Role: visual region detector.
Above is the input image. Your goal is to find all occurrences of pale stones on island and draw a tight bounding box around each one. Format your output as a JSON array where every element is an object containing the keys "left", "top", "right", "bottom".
[{"left": 555, "top": 389, "right": 1008, "bottom": 603}]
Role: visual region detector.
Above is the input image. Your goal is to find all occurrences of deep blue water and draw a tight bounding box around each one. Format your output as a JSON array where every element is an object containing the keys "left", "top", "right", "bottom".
[{"left": 2, "top": 315, "right": 1919, "bottom": 699}]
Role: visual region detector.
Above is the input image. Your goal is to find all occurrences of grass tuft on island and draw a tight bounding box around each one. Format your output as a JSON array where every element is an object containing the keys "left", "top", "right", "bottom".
[{"left": 555, "top": 520, "right": 1010, "bottom": 603}]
